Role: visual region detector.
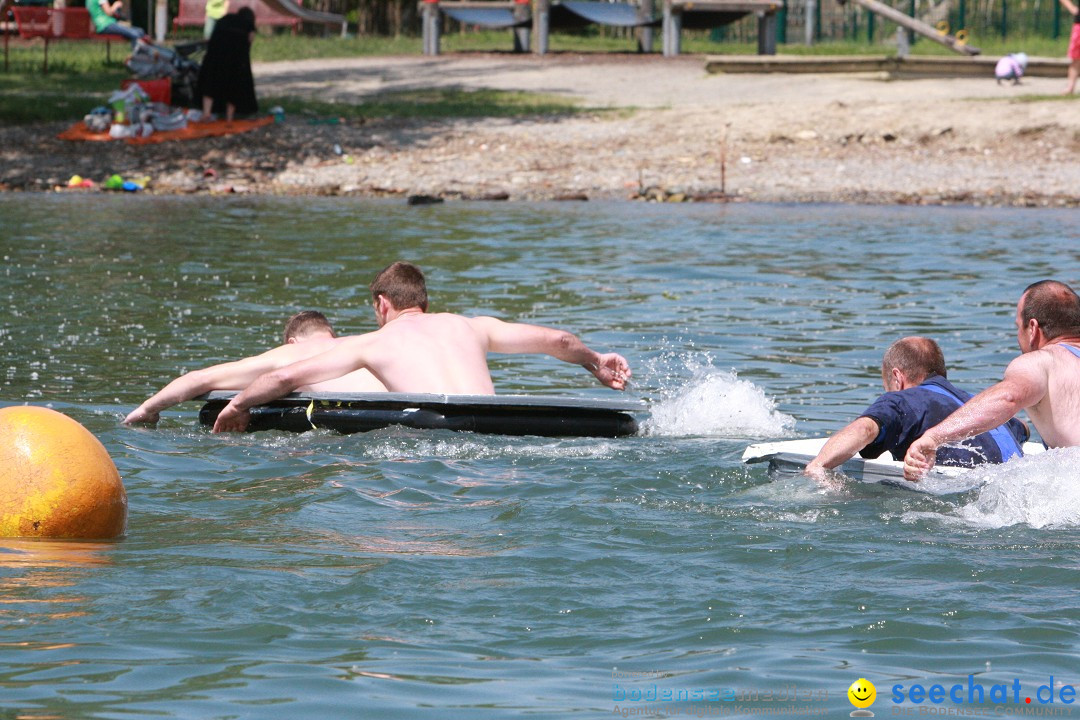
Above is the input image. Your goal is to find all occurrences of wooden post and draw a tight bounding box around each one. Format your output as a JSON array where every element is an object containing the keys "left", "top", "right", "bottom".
[
  {"left": 422, "top": 0, "right": 440, "bottom": 55},
  {"left": 639, "top": 0, "right": 654, "bottom": 52},
  {"left": 757, "top": 10, "right": 776, "bottom": 54},
  {"left": 895, "top": 24, "right": 908, "bottom": 56},
  {"left": 662, "top": 0, "right": 681, "bottom": 56},
  {"left": 513, "top": 0, "right": 530, "bottom": 51},
  {"left": 533, "top": 0, "right": 549, "bottom": 54},
  {"left": 154, "top": 0, "right": 166, "bottom": 41}
]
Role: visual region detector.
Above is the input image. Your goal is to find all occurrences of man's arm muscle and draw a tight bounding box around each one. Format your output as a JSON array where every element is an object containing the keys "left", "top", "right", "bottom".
[
  {"left": 212, "top": 339, "right": 373, "bottom": 432},
  {"left": 125, "top": 344, "right": 307, "bottom": 424}
]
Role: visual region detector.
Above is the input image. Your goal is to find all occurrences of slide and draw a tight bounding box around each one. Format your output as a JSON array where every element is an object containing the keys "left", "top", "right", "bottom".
[
  {"left": 441, "top": 6, "right": 530, "bottom": 28},
  {"left": 560, "top": 1, "right": 658, "bottom": 27},
  {"left": 256, "top": 0, "right": 347, "bottom": 36}
]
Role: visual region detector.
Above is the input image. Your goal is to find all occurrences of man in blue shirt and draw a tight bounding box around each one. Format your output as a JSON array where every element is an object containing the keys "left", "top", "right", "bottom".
[{"left": 804, "top": 336, "right": 1029, "bottom": 479}]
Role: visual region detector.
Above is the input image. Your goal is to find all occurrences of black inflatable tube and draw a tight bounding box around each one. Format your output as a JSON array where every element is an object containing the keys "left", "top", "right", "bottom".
[{"left": 198, "top": 395, "right": 641, "bottom": 438}]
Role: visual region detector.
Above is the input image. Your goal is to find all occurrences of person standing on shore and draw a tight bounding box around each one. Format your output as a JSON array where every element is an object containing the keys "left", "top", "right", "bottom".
[
  {"left": 1059, "top": 0, "right": 1080, "bottom": 93},
  {"left": 197, "top": 6, "right": 258, "bottom": 122},
  {"left": 212, "top": 262, "right": 632, "bottom": 433},
  {"left": 904, "top": 280, "right": 1080, "bottom": 480}
]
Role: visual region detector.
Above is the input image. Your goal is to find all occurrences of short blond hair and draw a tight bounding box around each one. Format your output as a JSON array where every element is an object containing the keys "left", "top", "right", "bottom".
[{"left": 283, "top": 311, "right": 334, "bottom": 343}]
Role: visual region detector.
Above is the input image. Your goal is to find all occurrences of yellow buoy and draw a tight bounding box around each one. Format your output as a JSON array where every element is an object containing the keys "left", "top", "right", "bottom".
[{"left": 0, "top": 406, "right": 127, "bottom": 539}]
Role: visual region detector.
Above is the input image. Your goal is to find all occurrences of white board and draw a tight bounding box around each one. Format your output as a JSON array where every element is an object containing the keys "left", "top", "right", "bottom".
[{"left": 743, "top": 437, "right": 1045, "bottom": 491}]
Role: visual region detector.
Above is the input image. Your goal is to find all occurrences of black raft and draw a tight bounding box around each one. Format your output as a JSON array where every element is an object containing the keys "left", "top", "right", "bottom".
[{"left": 198, "top": 392, "right": 643, "bottom": 438}]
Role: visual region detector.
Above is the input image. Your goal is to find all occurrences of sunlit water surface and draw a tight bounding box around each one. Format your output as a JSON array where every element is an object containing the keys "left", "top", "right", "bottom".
[{"left": 2, "top": 197, "right": 1080, "bottom": 718}]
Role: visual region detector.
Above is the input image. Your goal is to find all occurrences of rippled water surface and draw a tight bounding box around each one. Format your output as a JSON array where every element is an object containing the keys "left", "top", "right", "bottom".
[{"left": 2, "top": 196, "right": 1080, "bottom": 718}]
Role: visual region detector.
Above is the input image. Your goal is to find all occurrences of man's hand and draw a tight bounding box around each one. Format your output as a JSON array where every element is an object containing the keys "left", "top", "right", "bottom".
[
  {"left": 212, "top": 403, "right": 250, "bottom": 433},
  {"left": 123, "top": 407, "right": 159, "bottom": 424},
  {"left": 803, "top": 460, "right": 828, "bottom": 482},
  {"left": 588, "top": 353, "right": 631, "bottom": 390},
  {"left": 903, "top": 434, "right": 940, "bottom": 481}
]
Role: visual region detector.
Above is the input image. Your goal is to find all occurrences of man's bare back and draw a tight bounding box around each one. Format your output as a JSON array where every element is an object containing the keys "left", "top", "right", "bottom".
[
  {"left": 212, "top": 261, "right": 630, "bottom": 433},
  {"left": 336, "top": 311, "right": 497, "bottom": 394},
  {"left": 1015, "top": 342, "right": 1080, "bottom": 447}
]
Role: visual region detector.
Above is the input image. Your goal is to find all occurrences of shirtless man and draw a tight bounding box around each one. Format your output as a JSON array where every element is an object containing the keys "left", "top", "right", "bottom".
[
  {"left": 904, "top": 280, "right": 1080, "bottom": 480},
  {"left": 212, "top": 261, "right": 632, "bottom": 433},
  {"left": 124, "top": 311, "right": 385, "bottom": 424}
]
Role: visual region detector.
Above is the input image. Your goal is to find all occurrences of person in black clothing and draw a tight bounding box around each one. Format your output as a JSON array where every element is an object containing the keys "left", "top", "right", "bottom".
[{"left": 197, "top": 6, "right": 257, "bottom": 122}]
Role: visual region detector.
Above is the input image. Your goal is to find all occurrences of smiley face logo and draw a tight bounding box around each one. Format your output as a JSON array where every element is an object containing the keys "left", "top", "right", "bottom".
[{"left": 848, "top": 678, "right": 876, "bottom": 709}]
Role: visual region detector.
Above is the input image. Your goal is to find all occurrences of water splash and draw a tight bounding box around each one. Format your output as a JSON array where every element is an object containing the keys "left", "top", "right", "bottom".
[
  {"left": 642, "top": 364, "right": 796, "bottom": 439},
  {"left": 903, "top": 448, "right": 1080, "bottom": 529}
]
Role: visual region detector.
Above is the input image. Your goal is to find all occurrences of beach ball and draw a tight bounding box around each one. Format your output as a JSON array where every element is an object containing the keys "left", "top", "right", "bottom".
[{"left": 0, "top": 406, "right": 127, "bottom": 538}]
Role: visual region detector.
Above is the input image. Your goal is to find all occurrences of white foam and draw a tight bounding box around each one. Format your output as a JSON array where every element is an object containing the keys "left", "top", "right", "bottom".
[
  {"left": 357, "top": 436, "right": 623, "bottom": 461},
  {"left": 642, "top": 367, "right": 796, "bottom": 439},
  {"left": 903, "top": 447, "right": 1080, "bottom": 529}
]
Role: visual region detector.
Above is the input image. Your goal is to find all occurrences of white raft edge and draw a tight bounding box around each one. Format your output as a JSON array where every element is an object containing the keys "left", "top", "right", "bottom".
[{"left": 743, "top": 437, "right": 1046, "bottom": 487}]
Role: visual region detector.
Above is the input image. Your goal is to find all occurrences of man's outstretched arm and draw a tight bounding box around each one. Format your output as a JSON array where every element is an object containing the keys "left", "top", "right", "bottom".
[
  {"left": 804, "top": 416, "right": 880, "bottom": 480},
  {"left": 903, "top": 357, "right": 1045, "bottom": 480},
  {"left": 124, "top": 345, "right": 304, "bottom": 424},
  {"left": 471, "top": 316, "right": 631, "bottom": 390},
  {"left": 213, "top": 339, "right": 371, "bottom": 432}
]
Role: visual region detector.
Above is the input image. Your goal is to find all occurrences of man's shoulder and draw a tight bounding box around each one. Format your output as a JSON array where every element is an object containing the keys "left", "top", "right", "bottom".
[
  {"left": 269, "top": 337, "right": 337, "bottom": 360},
  {"left": 1041, "top": 341, "right": 1080, "bottom": 363},
  {"left": 864, "top": 383, "right": 948, "bottom": 418},
  {"left": 1005, "top": 346, "right": 1059, "bottom": 379},
  {"left": 861, "top": 390, "right": 909, "bottom": 418},
  {"left": 421, "top": 312, "right": 483, "bottom": 327}
]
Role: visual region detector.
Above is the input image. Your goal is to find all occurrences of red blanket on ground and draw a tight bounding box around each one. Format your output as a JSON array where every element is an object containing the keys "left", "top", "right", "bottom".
[{"left": 58, "top": 116, "right": 273, "bottom": 144}]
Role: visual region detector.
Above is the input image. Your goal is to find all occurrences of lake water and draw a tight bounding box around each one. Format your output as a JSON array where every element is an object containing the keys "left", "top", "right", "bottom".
[{"left": 2, "top": 196, "right": 1080, "bottom": 719}]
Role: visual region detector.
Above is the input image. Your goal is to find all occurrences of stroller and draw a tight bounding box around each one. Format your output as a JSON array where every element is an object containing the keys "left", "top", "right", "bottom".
[{"left": 125, "top": 40, "right": 205, "bottom": 108}]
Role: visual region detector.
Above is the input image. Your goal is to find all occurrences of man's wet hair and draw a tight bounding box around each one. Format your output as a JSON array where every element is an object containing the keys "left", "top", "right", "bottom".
[
  {"left": 370, "top": 261, "right": 428, "bottom": 312},
  {"left": 1021, "top": 280, "right": 1080, "bottom": 340},
  {"left": 283, "top": 310, "right": 335, "bottom": 343},
  {"left": 882, "top": 336, "right": 947, "bottom": 381}
]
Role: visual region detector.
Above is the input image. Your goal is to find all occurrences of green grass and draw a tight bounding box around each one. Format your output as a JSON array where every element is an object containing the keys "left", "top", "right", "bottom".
[
  {"left": 250, "top": 33, "right": 425, "bottom": 60},
  {"left": 0, "top": 64, "right": 130, "bottom": 124}
]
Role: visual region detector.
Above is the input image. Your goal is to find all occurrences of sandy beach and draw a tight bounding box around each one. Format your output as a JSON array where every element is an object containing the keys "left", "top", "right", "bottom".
[{"left": 5, "top": 52, "right": 1079, "bottom": 205}]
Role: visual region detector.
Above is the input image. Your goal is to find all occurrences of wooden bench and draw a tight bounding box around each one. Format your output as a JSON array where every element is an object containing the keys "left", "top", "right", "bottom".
[
  {"left": 6, "top": 6, "right": 115, "bottom": 72},
  {"left": 172, "top": 0, "right": 300, "bottom": 33}
]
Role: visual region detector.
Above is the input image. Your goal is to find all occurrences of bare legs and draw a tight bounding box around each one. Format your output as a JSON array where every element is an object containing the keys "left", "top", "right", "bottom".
[{"left": 199, "top": 96, "right": 236, "bottom": 122}]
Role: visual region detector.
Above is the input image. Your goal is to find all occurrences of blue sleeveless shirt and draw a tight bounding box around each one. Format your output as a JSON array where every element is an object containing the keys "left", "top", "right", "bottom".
[{"left": 859, "top": 375, "right": 1029, "bottom": 466}]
